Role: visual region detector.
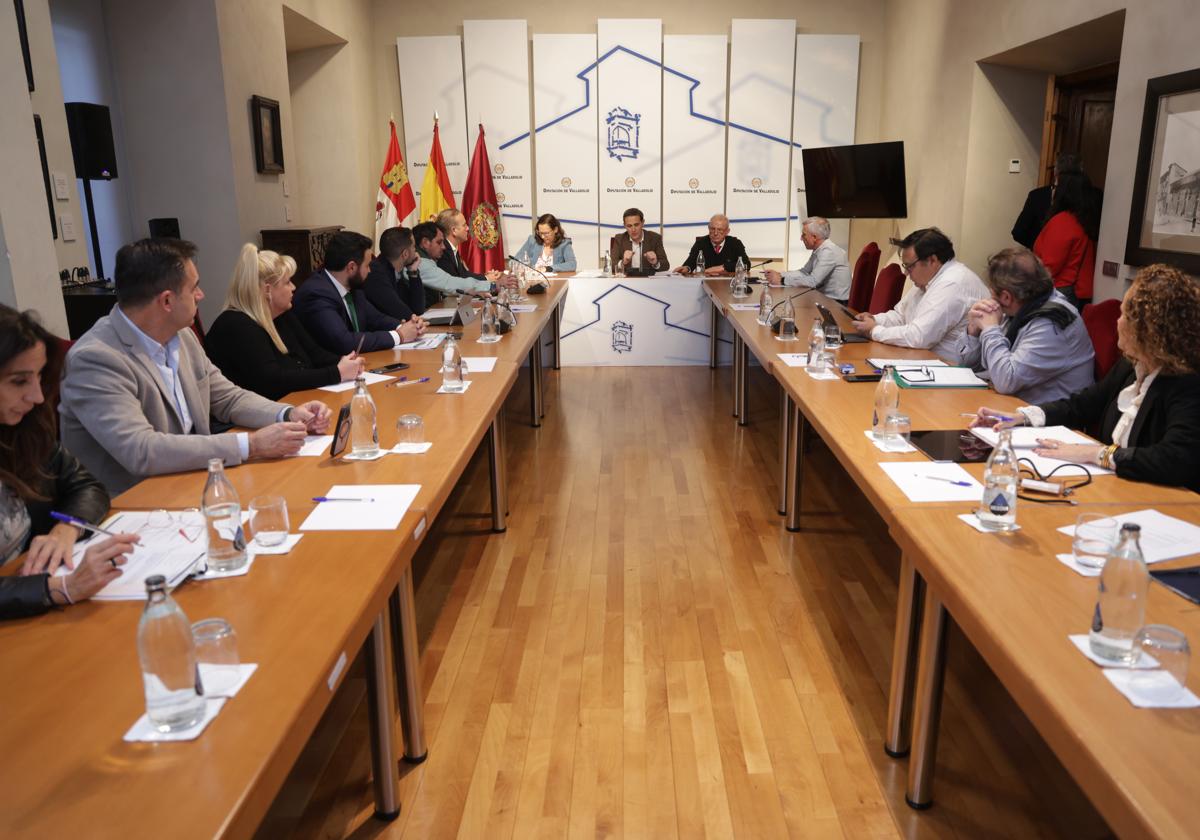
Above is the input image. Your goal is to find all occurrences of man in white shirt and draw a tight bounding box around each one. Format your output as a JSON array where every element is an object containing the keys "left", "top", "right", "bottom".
[
  {"left": 852, "top": 227, "right": 988, "bottom": 363},
  {"left": 764, "top": 216, "right": 851, "bottom": 303}
]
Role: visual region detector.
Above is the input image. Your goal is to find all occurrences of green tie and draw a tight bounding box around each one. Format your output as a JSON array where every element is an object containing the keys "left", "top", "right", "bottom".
[{"left": 344, "top": 292, "right": 360, "bottom": 332}]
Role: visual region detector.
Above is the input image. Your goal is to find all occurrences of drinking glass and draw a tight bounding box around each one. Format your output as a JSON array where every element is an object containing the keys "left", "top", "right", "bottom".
[
  {"left": 249, "top": 495, "right": 289, "bottom": 547},
  {"left": 478, "top": 301, "right": 501, "bottom": 344},
  {"left": 776, "top": 317, "right": 799, "bottom": 342},
  {"left": 1072, "top": 513, "right": 1118, "bottom": 569},
  {"left": 824, "top": 323, "right": 842, "bottom": 349},
  {"left": 396, "top": 414, "right": 425, "bottom": 445},
  {"left": 192, "top": 618, "right": 240, "bottom": 696},
  {"left": 1130, "top": 625, "right": 1191, "bottom": 703},
  {"left": 883, "top": 410, "right": 911, "bottom": 452}
]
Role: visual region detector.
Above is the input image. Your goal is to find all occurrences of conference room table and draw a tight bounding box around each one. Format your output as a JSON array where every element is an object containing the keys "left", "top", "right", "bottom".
[{"left": 704, "top": 278, "right": 1200, "bottom": 837}]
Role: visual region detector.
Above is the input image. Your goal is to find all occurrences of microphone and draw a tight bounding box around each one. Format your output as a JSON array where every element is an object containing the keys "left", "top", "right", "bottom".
[
  {"left": 768, "top": 290, "right": 817, "bottom": 334},
  {"left": 747, "top": 258, "right": 773, "bottom": 271},
  {"left": 506, "top": 253, "right": 550, "bottom": 294},
  {"left": 454, "top": 288, "right": 490, "bottom": 299}
]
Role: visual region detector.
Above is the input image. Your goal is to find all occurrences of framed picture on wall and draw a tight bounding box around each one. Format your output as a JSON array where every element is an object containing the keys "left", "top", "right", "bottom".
[
  {"left": 1125, "top": 67, "right": 1200, "bottom": 273},
  {"left": 251, "top": 95, "right": 284, "bottom": 174}
]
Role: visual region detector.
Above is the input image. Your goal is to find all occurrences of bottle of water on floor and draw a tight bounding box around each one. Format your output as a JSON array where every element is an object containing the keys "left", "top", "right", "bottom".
[
  {"left": 202, "top": 458, "right": 246, "bottom": 572},
  {"left": 807, "top": 318, "right": 826, "bottom": 373},
  {"left": 350, "top": 374, "right": 379, "bottom": 455},
  {"left": 1089, "top": 523, "right": 1148, "bottom": 664},
  {"left": 977, "top": 428, "right": 1019, "bottom": 531},
  {"left": 871, "top": 367, "right": 898, "bottom": 439},
  {"left": 442, "top": 335, "right": 465, "bottom": 392},
  {"left": 757, "top": 284, "right": 774, "bottom": 325},
  {"left": 138, "top": 574, "right": 206, "bottom": 732}
]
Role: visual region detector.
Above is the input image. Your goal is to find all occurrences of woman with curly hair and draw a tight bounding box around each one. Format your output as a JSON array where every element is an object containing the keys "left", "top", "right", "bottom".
[{"left": 971, "top": 264, "right": 1200, "bottom": 490}]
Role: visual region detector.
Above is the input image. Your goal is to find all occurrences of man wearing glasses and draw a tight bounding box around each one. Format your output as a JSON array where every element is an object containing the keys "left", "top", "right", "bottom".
[
  {"left": 678, "top": 214, "right": 748, "bottom": 275},
  {"left": 763, "top": 216, "right": 851, "bottom": 304},
  {"left": 851, "top": 227, "right": 988, "bottom": 363}
]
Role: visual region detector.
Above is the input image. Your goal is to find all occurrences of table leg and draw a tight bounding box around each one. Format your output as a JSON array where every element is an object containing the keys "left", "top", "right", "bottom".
[
  {"left": 553, "top": 299, "right": 562, "bottom": 371},
  {"left": 738, "top": 338, "right": 749, "bottom": 427},
  {"left": 528, "top": 342, "right": 543, "bottom": 428},
  {"left": 732, "top": 335, "right": 743, "bottom": 419},
  {"left": 778, "top": 389, "right": 791, "bottom": 516},
  {"left": 906, "top": 590, "right": 948, "bottom": 810},
  {"left": 390, "top": 571, "right": 427, "bottom": 763},
  {"left": 365, "top": 611, "right": 400, "bottom": 821},
  {"left": 885, "top": 556, "right": 924, "bottom": 758},
  {"left": 709, "top": 299, "right": 719, "bottom": 369},
  {"left": 785, "top": 404, "right": 806, "bottom": 532},
  {"left": 488, "top": 415, "right": 508, "bottom": 533}
]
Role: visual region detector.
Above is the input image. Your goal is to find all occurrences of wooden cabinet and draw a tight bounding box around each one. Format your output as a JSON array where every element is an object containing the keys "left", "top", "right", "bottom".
[{"left": 260, "top": 226, "right": 343, "bottom": 283}]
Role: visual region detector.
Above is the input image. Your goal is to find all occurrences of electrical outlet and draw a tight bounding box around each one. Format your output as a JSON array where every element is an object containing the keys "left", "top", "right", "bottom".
[{"left": 284, "top": 204, "right": 293, "bottom": 222}]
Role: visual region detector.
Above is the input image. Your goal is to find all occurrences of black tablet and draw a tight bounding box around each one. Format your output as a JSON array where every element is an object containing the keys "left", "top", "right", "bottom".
[
  {"left": 1151, "top": 567, "right": 1200, "bottom": 606},
  {"left": 909, "top": 429, "right": 993, "bottom": 463}
]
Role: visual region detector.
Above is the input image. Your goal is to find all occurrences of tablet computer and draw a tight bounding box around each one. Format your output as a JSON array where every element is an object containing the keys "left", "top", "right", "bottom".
[
  {"left": 909, "top": 429, "right": 993, "bottom": 463},
  {"left": 1151, "top": 567, "right": 1200, "bottom": 606}
]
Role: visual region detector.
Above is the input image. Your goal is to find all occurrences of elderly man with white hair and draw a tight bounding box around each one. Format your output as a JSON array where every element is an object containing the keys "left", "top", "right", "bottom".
[
  {"left": 678, "top": 214, "right": 749, "bottom": 275},
  {"left": 764, "top": 216, "right": 852, "bottom": 304}
]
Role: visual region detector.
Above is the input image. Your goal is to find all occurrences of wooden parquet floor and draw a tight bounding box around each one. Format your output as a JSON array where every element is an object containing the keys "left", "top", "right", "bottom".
[{"left": 255, "top": 361, "right": 1112, "bottom": 840}]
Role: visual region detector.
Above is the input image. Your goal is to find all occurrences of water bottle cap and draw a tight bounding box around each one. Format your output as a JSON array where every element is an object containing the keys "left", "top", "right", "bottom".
[
  {"left": 207, "top": 458, "right": 223, "bottom": 471},
  {"left": 1120, "top": 522, "right": 1141, "bottom": 533},
  {"left": 144, "top": 574, "right": 167, "bottom": 590}
]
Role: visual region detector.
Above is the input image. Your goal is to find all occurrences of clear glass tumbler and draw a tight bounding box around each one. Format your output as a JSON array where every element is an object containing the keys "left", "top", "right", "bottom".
[
  {"left": 249, "top": 495, "right": 289, "bottom": 547},
  {"left": 192, "top": 618, "right": 240, "bottom": 696},
  {"left": 1130, "top": 625, "right": 1191, "bottom": 704},
  {"left": 1072, "top": 513, "right": 1118, "bottom": 569}
]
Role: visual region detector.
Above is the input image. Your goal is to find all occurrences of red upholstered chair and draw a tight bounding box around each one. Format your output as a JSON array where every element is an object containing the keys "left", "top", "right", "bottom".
[
  {"left": 867, "top": 263, "right": 905, "bottom": 314},
  {"left": 190, "top": 313, "right": 206, "bottom": 348},
  {"left": 1082, "top": 298, "right": 1121, "bottom": 380},
  {"left": 848, "top": 242, "right": 880, "bottom": 312}
]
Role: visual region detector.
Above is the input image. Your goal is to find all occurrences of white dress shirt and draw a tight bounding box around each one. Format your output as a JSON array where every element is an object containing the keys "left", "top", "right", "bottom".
[
  {"left": 630, "top": 237, "right": 643, "bottom": 269},
  {"left": 870, "top": 259, "right": 989, "bottom": 363}
]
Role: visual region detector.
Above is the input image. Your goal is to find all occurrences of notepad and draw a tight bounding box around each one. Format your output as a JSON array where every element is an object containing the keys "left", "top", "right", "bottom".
[
  {"left": 462, "top": 357, "right": 498, "bottom": 373},
  {"left": 60, "top": 510, "right": 207, "bottom": 600},
  {"left": 398, "top": 332, "right": 449, "bottom": 350},
  {"left": 299, "top": 485, "right": 420, "bottom": 531},
  {"left": 318, "top": 372, "right": 394, "bottom": 392},
  {"left": 970, "top": 425, "right": 1113, "bottom": 476},
  {"left": 894, "top": 366, "right": 988, "bottom": 388}
]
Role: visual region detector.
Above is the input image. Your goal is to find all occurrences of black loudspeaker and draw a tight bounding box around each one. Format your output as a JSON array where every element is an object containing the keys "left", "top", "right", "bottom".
[
  {"left": 148, "top": 218, "right": 181, "bottom": 239},
  {"left": 64, "top": 102, "right": 118, "bottom": 180}
]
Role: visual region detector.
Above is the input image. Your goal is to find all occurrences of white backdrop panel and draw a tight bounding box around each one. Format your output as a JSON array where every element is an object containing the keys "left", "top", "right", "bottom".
[
  {"left": 397, "top": 36, "right": 469, "bottom": 205},
  {"left": 464, "top": 20, "right": 534, "bottom": 253},
  {"left": 597, "top": 20, "right": 662, "bottom": 240},
  {"left": 787, "top": 35, "right": 860, "bottom": 269},
  {"left": 725, "top": 19, "right": 797, "bottom": 259},
  {"left": 533, "top": 34, "right": 600, "bottom": 269},
  {"left": 662, "top": 35, "right": 728, "bottom": 262}
]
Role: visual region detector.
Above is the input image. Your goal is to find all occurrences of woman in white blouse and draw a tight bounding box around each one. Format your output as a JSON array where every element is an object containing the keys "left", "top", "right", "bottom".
[
  {"left": 971, "top": 264, "right": 1200, "bottom": 490},
  {"left": 514, "top": 214, "right": 577, "bottom": 272}
]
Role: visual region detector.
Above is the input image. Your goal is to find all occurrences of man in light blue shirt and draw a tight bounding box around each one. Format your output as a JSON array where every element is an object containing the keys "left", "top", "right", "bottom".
[
  {"left": 413, "top": 221, "right": 493, "bottom": 297},
  {"left": 60, "top": 238, "right": 332, "bottom": 495},
  {"left": 764, "top": 216, "right": 852, "bottom": 303}
]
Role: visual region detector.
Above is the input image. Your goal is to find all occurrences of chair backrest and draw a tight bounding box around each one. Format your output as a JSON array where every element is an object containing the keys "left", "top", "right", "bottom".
[
  {"left": 868, "top": 263, "right": 905, "bottom": 314},
  {"left": 190, "top": 312, "right": 206, "bottom": 348},
  {"left": 849, "top": 242, "right": 880, "bottom": 312},
  {"left": 1082, "top": 297, "right": 1121, "bottom": 380}
]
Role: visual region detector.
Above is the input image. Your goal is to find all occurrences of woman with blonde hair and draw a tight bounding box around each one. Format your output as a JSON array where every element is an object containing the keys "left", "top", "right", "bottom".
[{"left": 206, "top": 243, "right": 364, "bottom": 400}]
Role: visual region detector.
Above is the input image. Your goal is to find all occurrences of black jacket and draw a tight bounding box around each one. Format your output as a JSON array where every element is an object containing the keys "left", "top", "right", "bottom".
[
  {"left": 1039, "top": 357, "right": 1200, "bottom": 492},
  {"left": 437, "top": 244, "right": 486, "bottom": 281},
  {"left": 682, "top": 235, "right": 749, "bottom": 273},
  {"left": 291, "top": 270, "right": 401, "bottom": 354},
  {"left": 364, "top": 256, "right": 427, "bottom": 321},
  {"left": 2, "top": 444, "right": 109, "bottom": 620},
  {"left": 1012, "top": 185, "right": 1052, "bottom": 248},
  {"left": 206, "top": 309, "right": 341, "bottom": 401}
]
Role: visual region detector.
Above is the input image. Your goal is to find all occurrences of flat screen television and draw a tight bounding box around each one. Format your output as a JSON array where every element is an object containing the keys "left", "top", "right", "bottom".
[{"left": 801, "top": 141, "right": 908, "bottom": 219}]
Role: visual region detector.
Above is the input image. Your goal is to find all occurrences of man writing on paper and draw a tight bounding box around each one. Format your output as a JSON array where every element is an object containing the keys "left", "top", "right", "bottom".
[
  {"left": 292, "top": 230, "right": 426, "bottom": 355},
  {"left": 955, "top": 247, "right": 1094, "bottom": 402},
  {"left": 610, "top": 208, "right": 670, "bottom": 275},
  {"left": 678, "top": 214, "right": 747, "bottom": 275},
  {"left": 365, "top": 226, "right": 428, "bottom": 321},
  {"left": 764, "top": 217, "right": 851, "bottom": 304},
  {"left": 60, "top": 238, "right": 332, "bottom": 496},
  {"left": 852, "top": 227, "right": 988, "bottom": 363}
]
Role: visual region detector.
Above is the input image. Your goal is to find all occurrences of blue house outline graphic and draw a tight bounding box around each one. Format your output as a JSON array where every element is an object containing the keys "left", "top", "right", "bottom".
[{"left": 560, "top": 283, "right": 733, "bottom": 345}]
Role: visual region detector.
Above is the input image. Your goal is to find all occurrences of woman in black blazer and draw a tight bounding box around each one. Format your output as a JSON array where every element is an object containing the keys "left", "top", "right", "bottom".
[
  {"left": 973, "top": 264, "right": 1200, "bottom": 491},
  {"left": 207, "top": 244, "right": 365, "bottom": 401}
]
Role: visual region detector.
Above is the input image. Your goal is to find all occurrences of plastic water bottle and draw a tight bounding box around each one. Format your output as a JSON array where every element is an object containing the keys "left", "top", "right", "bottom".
[
  {"left": 977, "top": 428, "right": 1019, "bottom": 531},
  {"left": 138, "top": 574, "right": 206, "bottom": 732},
  {"left": 350, "top": 374, "right": 379, "bottom": 456},
  {"left": 695, "top": 251, "right": 706, "bottom": 275},
  {"left": 757, "top": 284, "right": 774, "bottom": 325},
  {"left": 871, "top": 367, "right": 899, "bottom": 439},
  {"left": 732, "top": 257, "right": 749, "bottom": 297},
  {"left": 1089, "top": 523, "right": 1149, "bottom": 663},
  {"left": 202, "top": 458, "right": 246, "bottom": 572},
  {"left": 806, "top": 318, "right": 826, "bottom": 373},
  {"left": 442, "top": 334, "right": 465, "bottom": 392}
]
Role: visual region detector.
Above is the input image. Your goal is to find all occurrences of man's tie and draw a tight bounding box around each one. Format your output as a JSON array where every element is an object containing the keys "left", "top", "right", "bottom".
[{"left": 344, "top": 292, "right": 360, "bottom": 332}]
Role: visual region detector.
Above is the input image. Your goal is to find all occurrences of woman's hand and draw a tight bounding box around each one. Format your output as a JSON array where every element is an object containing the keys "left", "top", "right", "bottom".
[
  {"left": 1033, "top": 439, "right": 1103, "bottom": 465},
  {"left": 968, "top": 407, "right": 1022, "bottom": 430},
  {"left": 56, "top": 534, "right": 139, "bottom": 604},
  {"left": 22, "top": 523, "right": 79, "bottom": 575},
  {"left": 337, "top": 353, "right": 365, "bottom": 382}
]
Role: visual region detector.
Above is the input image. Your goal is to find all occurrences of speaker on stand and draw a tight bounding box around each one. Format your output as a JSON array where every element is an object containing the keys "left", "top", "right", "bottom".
[{"left": 65, "top": 102, "right": 118, "bottom": 281}]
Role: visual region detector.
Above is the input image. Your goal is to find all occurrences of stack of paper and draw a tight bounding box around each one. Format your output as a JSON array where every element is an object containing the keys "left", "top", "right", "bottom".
[
  {"left": 398, "top": 332, "right": 449, "bottom": 351},
  {"left": 894, "top": 366, "right": 988, "bottom": 388},
  {"left": 970, "top": 425, "right": 1112, "bottom": 476},
  {"left": 318, "top": 371, "right": 394, "bottom": 392},
  {"left": 1055, "top": 509, "right": 1200, "bottom": 563}
]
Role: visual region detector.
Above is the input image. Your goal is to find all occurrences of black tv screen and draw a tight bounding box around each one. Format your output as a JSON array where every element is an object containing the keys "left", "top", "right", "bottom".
[{"left": 801, "top": 141, "right": 908, "bottom": 219}]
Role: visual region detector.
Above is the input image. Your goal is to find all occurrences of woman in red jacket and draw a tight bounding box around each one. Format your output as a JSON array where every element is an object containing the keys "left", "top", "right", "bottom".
[{"left": 1033, "top": 171, "right": 1100, "bottom": 311}]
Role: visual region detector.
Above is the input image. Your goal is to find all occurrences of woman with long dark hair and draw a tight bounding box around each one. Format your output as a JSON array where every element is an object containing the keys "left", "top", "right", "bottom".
[
  {"left": 1033, "top": 171, "right": 1100, "bottom": 309},
  {"left": 0, "top": 305, "right": 136, "bottom": 619}
]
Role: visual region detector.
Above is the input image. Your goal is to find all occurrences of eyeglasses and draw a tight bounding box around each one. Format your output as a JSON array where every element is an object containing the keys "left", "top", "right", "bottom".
[
  {"left": 894, "top": 366, "right": 933, "bottom": 383},
  {"left": 901, "top": 257, "right": 923, "bottom": 275}
]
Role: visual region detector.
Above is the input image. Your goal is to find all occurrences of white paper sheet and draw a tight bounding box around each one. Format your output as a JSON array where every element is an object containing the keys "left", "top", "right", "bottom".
[
  {"left": 292, "top": 435, "right": 333, "bottom": 457},
  {"left": 956, "top": 512, "right": 1020, "bottom": 533},
  {"left": 1103, "top": 668, "right": 1200, "bottom": 708},
  {"left": 776, "top": 353, "right": 808, "bottom": 367},
  {"left": 1055, "top": 553, "right": 1102, "bottom": 577},
  {"left": 318, "top": 372, "right": 395, "bottom": 392},
  {"left": 398, "top": 332, "right": 449, "bottom": 350},
  {"left": 729, "top": 303, "right": 760, "bottom": 311},
  {"left": 510, "top": 304, "right": 538, "bottom": 313},
  {"left": 862, "top": 430, "right": 917, "bottom": 453},
  {"left": 422, "top": 308, "right": 456, "bottom": 320},
  {"left": 390, "top": 442, "right": 433, "bottom": 454},
  {"left": 970, "top": 425, "right": 1113, "bottom": 477},
  {"left": 867, "top": 357, "right": 948, "bottom": 369},
  {"left": 1055, "top": 509, "right": 1200, "bottom": 564},
  {"left": 895, "top": 366, "right": 988, "bottom": 388},
  {"left": 462, "top": 357, "right": 498, "bottom": 373},
  {"left": 805, "top": 368, "right": 840, "bottom": 381},
  {"left": 61, "top": 510, "right": 208, "bottom": 600},
  {"left": 878, "top": 462, "right": 982, "bottom": 502},
  {"left": 1068, "top": 635, "right": 1156, "bottom": 668},
  {"left": 299, "top": 484, "right": 420, "bottom": 531}
]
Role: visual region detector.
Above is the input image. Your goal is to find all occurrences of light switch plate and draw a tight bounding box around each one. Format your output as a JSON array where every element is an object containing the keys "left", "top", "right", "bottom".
[
  {"left": 52, "top": 171, "right": 70, "bottom": 200},
  {"left": 1008, "top": 159, "right": 1021, "bottom": 174},
  {"left": 59, "top": 214, "right": 77, "bottom": 241},
  {"left": 284, "top": 205, "right": 293, "bottom": 222}
]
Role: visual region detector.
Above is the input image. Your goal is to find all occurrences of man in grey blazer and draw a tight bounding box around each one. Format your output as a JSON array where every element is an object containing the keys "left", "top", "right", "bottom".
[{"left": 60, "top": 238, "right": 332, "bottom": 496}]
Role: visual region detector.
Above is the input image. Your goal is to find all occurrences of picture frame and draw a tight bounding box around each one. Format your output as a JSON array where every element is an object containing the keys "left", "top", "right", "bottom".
[
  {"left": 250, "top": 95, "right": 284, "bottom": 174},
  {"left": 15, "top": 0, "right": 34, "bottom": 92},
  {"left": 1124, "top": 67, "right": 1200, "bottom": 273}
]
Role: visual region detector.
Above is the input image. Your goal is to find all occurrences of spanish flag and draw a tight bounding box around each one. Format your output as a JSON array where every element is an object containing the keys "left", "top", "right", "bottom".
[
  {"left": 374, "top": 119, "right": 416, "bottom": 245},
  {"left": 419, "top": 118, "right": 455, "bottom": 222}
]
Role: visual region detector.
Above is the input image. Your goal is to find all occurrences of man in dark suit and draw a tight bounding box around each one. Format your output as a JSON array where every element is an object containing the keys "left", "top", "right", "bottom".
[
  {"left": 678, "top": 214, "right": 748, "bottom": 275},
  {"left": 609, "top": 207, "right": 670, "bottom": 275},
  {"left": 365, "top": 226, "right": 427, "bottom": 321},
  {"left": 292, "top": 230, "right": 425, "bottom": 354},
  {"left": 435, "top": 208, "right": 505, "bottom": 285},
  {"left": 1011, "top": 153, "right": 1081, "bottom": 248}
]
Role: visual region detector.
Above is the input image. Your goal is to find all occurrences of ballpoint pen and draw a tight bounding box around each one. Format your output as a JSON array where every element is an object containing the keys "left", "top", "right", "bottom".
[
  {"left": 387, "top": 376, "right": 431, "bottom": 388},
  {"left": 312, "top": 497, "right": 376, "bottom": 503},
  {"left": 50, "top": 511, "right": 121, "bottom": 539},
  {"left": 959, "top": 411, "right": 1016, "bottom": 422},
  {"left": 922, "top": 475, "right": 973, "bottom": 487}
]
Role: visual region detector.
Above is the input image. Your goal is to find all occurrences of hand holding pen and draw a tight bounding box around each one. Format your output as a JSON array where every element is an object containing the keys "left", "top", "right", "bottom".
[
  {"left": 22, "top": 512, "right": 140, "bottom": 575},
  {"left": 966, "top": 407, "right": 1023, "bottom": 431}
]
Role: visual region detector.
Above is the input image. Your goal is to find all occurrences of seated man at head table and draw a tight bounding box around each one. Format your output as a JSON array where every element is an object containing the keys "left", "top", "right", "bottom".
[
  {"left": 609, "top": 207, "right": 670, "bottom": 275},
  {"left": 763, "top": 216, "right": 851, "bottom": 304},
  {"left": 292, "top": 230, "right": 426, "bottom": 355},
  {"left": 852, "top": 227, "right": 988, "bottom": 364},
  {"left": 412, "top": 221, "right": 511, "bottom": 299},
  {"left": 970, "top": 263, "right": 1200, "bottom": 492},
  {"left": 59, "top": 238, "right": 333, "bottom": 497},
  {"left": 435, "top": 208, "right": 511, "bottom": 288},
  {"left": 955, "top": 246, "right": 1094, "bottom": 403},
  {"left": 364, "top": 226, "right": 428, "bottom": 321},
  {"left": 678, "top": 214, "right": 748, "bottom": 276}
]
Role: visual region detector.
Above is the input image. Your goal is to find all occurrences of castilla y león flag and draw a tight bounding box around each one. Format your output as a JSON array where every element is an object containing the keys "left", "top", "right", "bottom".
[
  {"left": 375, "top": 119, "right": 416, "bottom": 245},
  {"left": 418, "top": 118, "right": 455, "bottom": 223},
  {"left": 458, "top": 124, "right": 505, "bottom": 274}
]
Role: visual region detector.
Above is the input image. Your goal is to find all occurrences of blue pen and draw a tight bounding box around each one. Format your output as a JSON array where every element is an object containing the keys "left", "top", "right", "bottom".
[
  {"left": 388, "top": 376, "right": 431, "bottom": 388},
  {"left": 923, "top": 475, "right": 973, "bottom": 487},
  {"left": 50, "top": 511, "right": 120, "bottom": 539},
  {"left": 312, "top": 497, "right": 376, "bottom": 503}
]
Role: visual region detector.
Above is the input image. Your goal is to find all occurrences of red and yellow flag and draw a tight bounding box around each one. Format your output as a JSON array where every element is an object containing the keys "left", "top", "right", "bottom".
[
  {"left": 458, "top": 124, "right": 505, "bottom": 274},
  {"left": 419, "top": 118, "right": 455, "bottom": 222},
  {"left": 375, "top": 119, "right": 416, "bottom": 244}
]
